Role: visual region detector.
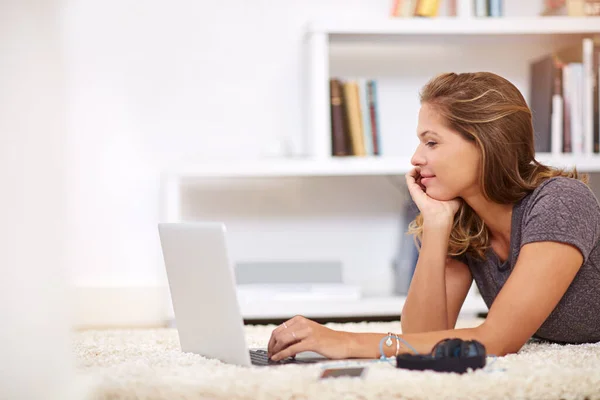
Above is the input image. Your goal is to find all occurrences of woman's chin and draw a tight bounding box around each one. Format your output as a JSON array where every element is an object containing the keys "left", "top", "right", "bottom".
[{"left": 425, "top": 188, "right": 455, "bottom": 202}]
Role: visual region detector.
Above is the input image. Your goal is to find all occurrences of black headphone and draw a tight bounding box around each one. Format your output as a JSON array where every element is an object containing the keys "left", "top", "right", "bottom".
[{"left": 396, "top": 338, "right": 486, "bottom": 374}]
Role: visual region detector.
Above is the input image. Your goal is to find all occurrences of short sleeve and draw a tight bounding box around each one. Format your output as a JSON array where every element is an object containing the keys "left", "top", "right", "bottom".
[{"left": 521, "top": 177, "right": 600, "bottom": 263}]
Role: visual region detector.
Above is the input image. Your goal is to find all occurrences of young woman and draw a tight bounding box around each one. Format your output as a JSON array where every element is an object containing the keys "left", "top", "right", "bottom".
[{"left": 267, "top": 72, "right": 600, "bottom": 361}]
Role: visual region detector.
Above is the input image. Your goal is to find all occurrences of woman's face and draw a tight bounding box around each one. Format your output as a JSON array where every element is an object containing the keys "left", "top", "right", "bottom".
[{"left": 410, "top": 103, "right": 482, "bottom": 201}]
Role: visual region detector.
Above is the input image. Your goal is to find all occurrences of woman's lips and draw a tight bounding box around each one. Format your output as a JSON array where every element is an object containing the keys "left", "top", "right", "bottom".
[{"left": 420, "top": 176, "right": 435, "bottom": 185}]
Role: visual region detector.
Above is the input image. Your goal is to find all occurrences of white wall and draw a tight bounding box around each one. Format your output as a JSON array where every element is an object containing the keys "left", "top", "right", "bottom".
[
  {"left": 0, "top": 1, "right": 81, "bottom": 398},
  {"left": 62, "top": 0, "right": 399, "bottom": 285},
  {"left": 61, "top": 0, "right": 568, "bottom": 326}
]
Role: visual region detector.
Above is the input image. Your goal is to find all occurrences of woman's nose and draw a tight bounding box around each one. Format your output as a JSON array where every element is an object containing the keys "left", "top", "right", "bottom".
[{"left": 411, "top": 148, "right": 425, "bottom": 166}]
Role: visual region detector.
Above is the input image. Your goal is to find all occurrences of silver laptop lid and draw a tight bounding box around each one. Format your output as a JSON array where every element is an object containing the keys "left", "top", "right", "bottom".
[{"left": 158, "top": 222, "right": 251, "bottom": 366}]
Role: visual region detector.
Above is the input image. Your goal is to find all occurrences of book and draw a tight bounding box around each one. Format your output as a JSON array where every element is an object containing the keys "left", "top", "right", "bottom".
[
  {"left": 390, "top": 0, "right": 403, "bottom": 16},
  {"left": 542, "top": 0, "right": 600, "bottom": 15},
  {"left": 474, "top": 0, "right": 488, "bottom": 16},
  {"left": 367, "top": 81, "right": 381, "bottom": 156},
  {"left": 554, "top": 38, "right": 596, "bottom": 154},
  {"left": 390, "top": 0, "right": 420, "bottom": 17},
  {"left": 487, "top": 0, "right": 503, "bottom": 16},
  {"left": 359, "top": 79, "right": 374, "bottom": 155},
  {"left": 415, "top": 0, "right": 441, "bottom": 16},
  {"left": 329, "top": 79, "right": 350, "bottom": 156},
  {"left": 456, "top": 0, "right": 474, "bottom": 17},
  {"left": 530, "top": 54, "right": 563, "bottom": 153},
  {"left": 329, "top": 78, "right": 381, "bottom": 156},
  {"left": 591, "top": 41, "right": 600, "bottom": 152},
  {"left": 343, "top": 81, "right": 367, "bottom": 156},
  {"left": 529, "top": 37, "right": 600, "bottom": 155}
]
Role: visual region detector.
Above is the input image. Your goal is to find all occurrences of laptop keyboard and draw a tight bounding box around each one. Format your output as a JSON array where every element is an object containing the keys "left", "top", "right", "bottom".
[{"left": 249, "top": 349, "right": 315, "bottom": 366}]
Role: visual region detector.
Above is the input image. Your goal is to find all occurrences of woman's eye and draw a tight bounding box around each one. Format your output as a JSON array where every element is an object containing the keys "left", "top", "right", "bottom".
[{"left": 425, "top": 141, "right": 437, "bottom": 148}]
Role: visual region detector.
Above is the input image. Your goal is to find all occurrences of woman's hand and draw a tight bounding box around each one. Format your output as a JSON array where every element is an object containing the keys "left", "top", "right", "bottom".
[
  {"left": 405, "top": 168, "right": 461, "bottom": 224},
  {"left": 267, "top": 315, "right": 353, "bottom": 361}
]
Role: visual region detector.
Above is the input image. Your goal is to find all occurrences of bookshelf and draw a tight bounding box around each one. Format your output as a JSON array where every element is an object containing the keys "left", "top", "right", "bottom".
[
  {"left": 161, "top": 16, "right": 600, "bottom": 322},
  {"left": 305, "top": 16, "right": 600, "bottom": 159}
]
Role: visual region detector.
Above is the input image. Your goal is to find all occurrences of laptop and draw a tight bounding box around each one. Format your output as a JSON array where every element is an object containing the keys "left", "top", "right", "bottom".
[{"left": 157, "top": 222, "right": 330, "bottom": 367}]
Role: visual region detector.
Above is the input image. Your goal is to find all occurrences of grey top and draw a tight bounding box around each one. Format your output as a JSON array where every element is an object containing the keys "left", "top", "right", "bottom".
[{"left": 457, "top": 176, "right": 600, "bottom": 344}]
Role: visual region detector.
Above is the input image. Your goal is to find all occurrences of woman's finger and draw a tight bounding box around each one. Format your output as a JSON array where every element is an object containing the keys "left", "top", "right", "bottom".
[
  {"left": 267, "top": 332, "right": 276, "bottom": 357},
  {"left": 271, "top": 340, "right": 311, "bottom": 362},
  {"left": 267, "top": 316, "right": 310, "bottom": 356},
  {"left": 269, "top": 327, "right": 308, "bottom": 357},
  {"left": 405, "top": 171, "right": 428, "bottom": 204},
  {"left": 267, "top": 318, "right": 302, "bottom": 356},
  {"left": 268, "top": 321, "right": 290, "bottom": 355},
  {"left": 405, "top": 168, "right": 421, "bottom": 188},
  {"left": 267, "top": 324, "right": 283, "bottom": 354},
  {"left": 408, "top": 167, "right": 420, "bottom": 177}
]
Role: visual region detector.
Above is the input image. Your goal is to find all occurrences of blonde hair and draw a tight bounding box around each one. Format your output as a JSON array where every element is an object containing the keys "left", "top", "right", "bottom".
[{"left": 408, "top": 72, "right": 587, "bottom": 260}]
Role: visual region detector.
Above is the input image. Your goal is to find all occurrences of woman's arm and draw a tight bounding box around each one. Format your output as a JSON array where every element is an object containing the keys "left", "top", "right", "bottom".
[
  {"left": 268, "top": 240, "right": 583, "bottom": 361},
  {"left": 400, "top": 167, "right": 467, "bottom": 333},
  {"left": 401, "top": 221, "right": 473, "bottom": 333},
  {"left": 349, "top": 240, "right": 584, "bottom": 358},
  {"left": 445, "top": 256, "right": 473, "bottom": 329}
]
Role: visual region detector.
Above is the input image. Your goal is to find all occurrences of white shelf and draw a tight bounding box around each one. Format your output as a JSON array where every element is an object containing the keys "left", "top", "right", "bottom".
[
  {"left": 166, "top": 156, "right": 410, "bottom": 179},
  {"left": 165, "top": 154, "right": 600, "bottom": 180},
  {"left": 309, "top": 16, "right": 600, "bottom": 36},
  {"left": 304, "top": 17, "right": 600, "bottom": 159},
  {"left": 239, "top": 294, "right": 488, "bottom": 320},
  {"left": 536, "top": 153, "right": 600, "bottom": 171}
]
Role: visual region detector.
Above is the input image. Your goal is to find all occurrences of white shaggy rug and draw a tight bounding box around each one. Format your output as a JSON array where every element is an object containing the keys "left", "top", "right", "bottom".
[{"left": 73, "top": 319, "right": 600, "bottom": 400}]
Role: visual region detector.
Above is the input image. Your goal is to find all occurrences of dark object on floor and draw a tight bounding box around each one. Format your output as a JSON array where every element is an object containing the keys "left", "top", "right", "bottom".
[{"left": 396, "top": 338, "right": 486, "bottom": 374}]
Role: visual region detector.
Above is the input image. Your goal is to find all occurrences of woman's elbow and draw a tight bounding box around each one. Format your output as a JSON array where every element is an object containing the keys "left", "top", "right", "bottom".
[{"left": 475, "top": 323, "right": 525, "bottom": 357}]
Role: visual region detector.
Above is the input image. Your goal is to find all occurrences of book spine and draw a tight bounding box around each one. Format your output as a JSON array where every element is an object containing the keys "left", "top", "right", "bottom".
[
  {"left": 404, "top": 0, "right": 418, "bottom": 16},
  {"left": 488, "top": 0, "right": 502, "bottom": 16},
  {"left": 563, "top": 64, "right": 572, "bottom": 153},
  {"left": 596, "top": 48, "right": 600, "bottom": 152},
  {"left": 390, "top": 0, "right": 403, "bottom": 16},
  {"left": 457, "top": 0, "right": 474, "bottom": 17},
  {"left": 415, "top": 0, "right": 440, "bottom": 16},
  {"left": 474, "top": 0, "right": 488, "bottom": 16},
  {"left": 447, "top": 0, "right": 457, "bottom": 16},
  {"left": 552, "top": 94, "right": 564, "bottom": 155},
  {"left": 367, "top": 80, "right": 381, "bottom": 156},
  {"left": 343, "top": 81, "right": 366, "bottom": 156},
  {"left": 583, "top": 38, "right": 594, "bottom": 154},
  {"left": 359, "top": 79, "right": 373, "bottom": 156},
  {"left": 570, "top": 63, "right": 584, "bottom": 154},
  {"left": 330, "top": 79, "right": 349, "bottom": 156}
]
